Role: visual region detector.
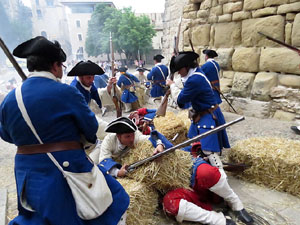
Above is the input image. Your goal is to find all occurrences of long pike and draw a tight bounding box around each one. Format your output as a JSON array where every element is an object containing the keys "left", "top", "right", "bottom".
[{"left": 258, "top": 32, "right": 300, "bottom": 53}]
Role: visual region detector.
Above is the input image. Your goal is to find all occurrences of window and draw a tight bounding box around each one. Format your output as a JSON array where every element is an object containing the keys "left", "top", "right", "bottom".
[
  {"left": 78, "top": 34, "right": 82, "bottom": 41},
  {"left": 46, "top": 0, "right": 54, "bottom": 6},
  {"left": 37, "top": 9, "right": 42, "bottom": 19},
  {"left": 41, "top": 31, "right": 47, "bottom": 38},
  {"left": 76, "top": 20, "right": 81, "bottom": 28},
  {"left": 76, "top": 47, "right": 84, "bottom": 60}
]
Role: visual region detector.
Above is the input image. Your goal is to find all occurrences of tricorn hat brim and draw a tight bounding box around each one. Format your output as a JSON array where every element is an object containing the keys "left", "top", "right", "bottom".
[
  {"left": 67, "top": 60, "right": 104, "bottom": 76},
  {"left": 119, "top": 66, "right": 128, "bottom": 72},
  {"left": 202, "top": 49, "right": 218, "bottom": 58},
  {"left": 13, "top": 36, "right": 66, "bottom": 62},
  {"left": 105, "top": 117, "right": 137, "bottom": 133},
  {"left": 153, "top": 54, "right": 164, "bottom": 61},
  {"left": 169, "top": 51, "right": 199, "bottom": 73}
]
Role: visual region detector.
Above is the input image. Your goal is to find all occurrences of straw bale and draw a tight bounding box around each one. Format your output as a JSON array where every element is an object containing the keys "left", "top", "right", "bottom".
[
  {"left": 154, "top": 111, "right": 188, "bottom": 145},
  {"left": 118, "top": 178, "right": 159, "bottom": 225},
  {"left": 176, "top": 109, "right": 191, "bottom": 132},
  {"left": 229, "top": 137, "right": 300, "bottom": 197},
  {"left": 119, "top": 141, "right": 193, "bottom": 193}
]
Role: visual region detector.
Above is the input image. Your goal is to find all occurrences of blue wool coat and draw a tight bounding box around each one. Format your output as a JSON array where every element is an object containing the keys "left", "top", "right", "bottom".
[
  {"left": 201, "top": 59, "right": 222, "bottom": 104},
  {"left": 70, "top": 78, "right": 102, "bottom": 109},
  {"left": 177, "top": 68, "right": 230, "bottom": 153},
  {"left": 147, "top": 64, "right": 169, "bottom": 97},
  {"left": 94, "top": 74, "right": 108, "bottom": 89},
  {"left": 117, "top": 73, "right": 140, "bottom": 103},
  {"left": 0, "top": 72, "right": 129, "bottom": 225}
]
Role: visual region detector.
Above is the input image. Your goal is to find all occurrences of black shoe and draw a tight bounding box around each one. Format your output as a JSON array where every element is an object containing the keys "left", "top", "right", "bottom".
[
  {"left": 226, "top": 218, "right": 236, "bottom": 225},
  {"left": 291, "top": 126, "right": 300, "bottom": 135},
  {"left": 234, "top": 208, "right": 254, "bottom": 224}
]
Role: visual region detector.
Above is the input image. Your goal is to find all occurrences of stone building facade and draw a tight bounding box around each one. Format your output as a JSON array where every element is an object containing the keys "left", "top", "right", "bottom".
[{"left": 163, "top": 0, "right": 300, "bottom": 122}]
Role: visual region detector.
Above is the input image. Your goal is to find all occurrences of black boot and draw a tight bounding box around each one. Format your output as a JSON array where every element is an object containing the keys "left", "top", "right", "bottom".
[
  {"left": 226, "top": 218, "right": 237, "bottom": 225},
  {"left": 291, "top": 126, "right": 300, "bottom": 135},
  {"left": 234, "top": 208, "right": 254, "bottom": 224}
]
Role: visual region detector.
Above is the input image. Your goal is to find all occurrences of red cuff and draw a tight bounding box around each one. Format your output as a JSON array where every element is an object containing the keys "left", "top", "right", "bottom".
[{"left": 137, "top": 108, "right": 147, "bottom": 116}]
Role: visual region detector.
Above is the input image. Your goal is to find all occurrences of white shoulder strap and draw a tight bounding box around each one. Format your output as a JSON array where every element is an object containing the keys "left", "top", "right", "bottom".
[
  {"left": 193, "top": 72, "right": 212, "bottom": 89},
  {"left": 156, "top": 65, "right": 166, "bottom": 79},
  {"left": 209, "top": 60, "right": 220, "bottom": 79},
  {"left": 15, "top": 86, "right": 43, "bottom": 144},
  {"left": 15, "top": 85, "right": 65, "bottom": 174},
  {"left": 123, "top": 74, "right": 133, "bottom": 85}
]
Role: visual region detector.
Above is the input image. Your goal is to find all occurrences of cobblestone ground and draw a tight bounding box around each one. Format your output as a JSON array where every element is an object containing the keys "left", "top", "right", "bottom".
[{"left": 0, "top": 68, "right": 299, "bottom": 224}]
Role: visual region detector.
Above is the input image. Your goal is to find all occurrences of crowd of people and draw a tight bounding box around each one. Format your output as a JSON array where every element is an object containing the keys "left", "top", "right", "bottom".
[{"left": 0, "top": 36, "right": 259, "bottom": 225}]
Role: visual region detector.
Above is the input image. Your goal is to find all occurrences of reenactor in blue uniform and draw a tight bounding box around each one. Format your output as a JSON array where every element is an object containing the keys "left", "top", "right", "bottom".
[
  {"left": 201, "top": 49, "right": 222, "bottom": 104},
  {"left": 68, "top": 60, "right": 105, "bottom": 110},
  {"left": 90, "top": 117, "right": 172, "bottom": 178},
  {"left": 0, "top": 36, "right": 129, "bottom": 224},
  {"left": 147, "top": 54, "right": 169, "bottom": 100},
  {"left": 165, "top": 51, "right": 253, "bottom": 225},
  {"left": 117, "top": 67, "right": 140, "bottom": 112}
]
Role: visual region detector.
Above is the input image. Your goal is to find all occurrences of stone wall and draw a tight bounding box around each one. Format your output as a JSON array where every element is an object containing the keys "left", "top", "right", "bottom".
[{"left": 163, "top": 0, "right": 300, "bottom": 122}]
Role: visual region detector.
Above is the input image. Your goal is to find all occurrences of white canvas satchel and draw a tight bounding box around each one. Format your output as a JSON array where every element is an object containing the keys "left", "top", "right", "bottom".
[{"left": 15, "top": 85, "right": 113, "bottom": 220}]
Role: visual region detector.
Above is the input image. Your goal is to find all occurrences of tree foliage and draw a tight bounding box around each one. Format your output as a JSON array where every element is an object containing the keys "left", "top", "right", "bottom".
[
  {"left": 0, "top": 0, "right": 32, "bottom": 49},
  {"left": 85, "top": 4, "right": 156, "bottom": 61},
  {"left": 0, "top": 0, "right": 32, "bottom": 65}
]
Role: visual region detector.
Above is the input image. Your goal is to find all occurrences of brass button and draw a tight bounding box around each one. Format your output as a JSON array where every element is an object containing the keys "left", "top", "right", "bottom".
[{"left": 62, "top": 161, "right": 69, "bottom": 167}]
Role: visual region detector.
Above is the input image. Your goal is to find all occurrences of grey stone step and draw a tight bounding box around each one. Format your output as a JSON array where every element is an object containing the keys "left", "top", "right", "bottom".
[{"left": 0, "top": 189, "right": 7, "bottom": 225}]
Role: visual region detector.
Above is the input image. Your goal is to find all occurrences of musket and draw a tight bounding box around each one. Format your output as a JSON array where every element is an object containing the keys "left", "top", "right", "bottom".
[
  {"left": 156, "top": 17, "right": 182, "bottom": 117},
  {"left": 170, "top": 16, "right": 182, "bottom": 80},
  {"left": 258, "top": 32, "right": 300, "bottom": 54},
  {"left": 190, "top": 36, "right": 238, "bottom": 114},
  {"left": 127, "top": 116, "right": 245, "bottom": 172},
  {"left": 0, "top": 37, "right": 27, "bottom": 81},
  {"left": 110, "top": 32, "right": 122, "bottom": 117}
]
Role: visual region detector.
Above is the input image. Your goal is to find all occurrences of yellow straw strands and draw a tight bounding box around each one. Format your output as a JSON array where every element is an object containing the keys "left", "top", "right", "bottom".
[
  {"left": 118, "top": 178, "right": 158, "bottom": 225},
  {"left": 176, "top": 109, "right": 191, "bottom": 132},
  {"left": 119, "top": 140, "right": 193, "bottom": 194},
  {"left": 154, "top": 111, "right": 189, "bottom": 145},
  {"left": 229, "top": 137, "right": 300, "bottom": 197}
]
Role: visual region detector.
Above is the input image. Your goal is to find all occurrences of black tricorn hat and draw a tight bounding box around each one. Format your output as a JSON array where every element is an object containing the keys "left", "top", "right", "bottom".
[
  {"left": 13, "top": 36, "right": 66, "bottom": 62},
  {"left": 202, "top": 49, "right": 218, "bottom": 58},
  {"left": 119, "top": 66, "right": 128, "bottom": 73},
  {"left": 67, "top": 60, "right": 104, "bottom": 76},
  {"left": 153, "top": 54, "right": 164, "bottom": 61},
  {"left": 136, "top": 67, "right": 144, "bottom": 72},
  {"left": 169, "top": 51, "right": 199, "bottom": 73},
  {"left": 105, "top": 117, "right": 137, "bottom": 134}
]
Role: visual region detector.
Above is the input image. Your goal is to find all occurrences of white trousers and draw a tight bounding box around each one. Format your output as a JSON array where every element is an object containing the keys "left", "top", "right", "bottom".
[
  {"left": 176, "top": 199, "right": 226, "bottom": 225},
  {"left": 209, "top": 169, "right": 244, "bottom": 211}
]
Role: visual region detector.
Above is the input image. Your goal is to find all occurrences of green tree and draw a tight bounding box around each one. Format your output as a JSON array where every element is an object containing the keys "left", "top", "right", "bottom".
[
  {"left": 85, "top": 3, "right": 118, "bottom": 58},
  {"left": 86, "top": 5, "right": 156, "bottom": 62},
  {"left": 0, "top": 0, "right": 32, "bottom": 65}
]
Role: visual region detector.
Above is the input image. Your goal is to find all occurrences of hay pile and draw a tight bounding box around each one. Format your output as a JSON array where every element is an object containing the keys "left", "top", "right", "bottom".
[
  {"left": 119, "top": 140, "right": 192, "bottom": 193},
  {"left": 154, "top": 111, "right": 188, "bottom": 145},
  {"left": 176, "top": 110, "right": 191, "bottom": 132},
  {"left": 229, "top": 137, "right": 300, "bottom": 197},
  {"left": 118, "top": 178, "right": 158, "bottom": 225}
]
